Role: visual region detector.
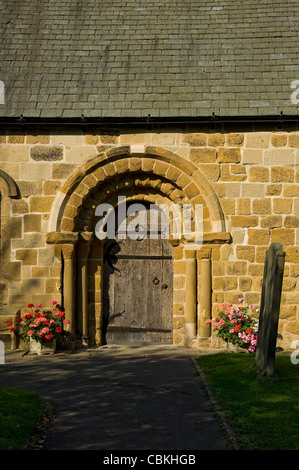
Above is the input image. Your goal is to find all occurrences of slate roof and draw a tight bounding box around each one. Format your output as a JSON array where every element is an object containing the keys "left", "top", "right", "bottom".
[{"left": 1, "top": 0, "right": 299, "bottom": 119}]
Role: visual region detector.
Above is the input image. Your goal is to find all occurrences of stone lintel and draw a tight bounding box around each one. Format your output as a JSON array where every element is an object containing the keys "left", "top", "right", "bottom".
[
  {"left": 168, "top": 232, "right": 231, "bottom": 246},
  {"left": 46, "top": 231, "right": 79, "bottom": 245}
]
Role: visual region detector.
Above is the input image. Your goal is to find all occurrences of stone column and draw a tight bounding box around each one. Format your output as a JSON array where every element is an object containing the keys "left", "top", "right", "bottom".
[
  {"left": 77, "top": 232, "right": 93, "bottom": 345},
  {"left": 198, "top": 252, "right": 212, "bottom": 337},
  {"left": 61, "top": 243, "right": 76, "bottom": 336},
  {"left": 185, "top": 257, "right": 197, "bottom": 339}
]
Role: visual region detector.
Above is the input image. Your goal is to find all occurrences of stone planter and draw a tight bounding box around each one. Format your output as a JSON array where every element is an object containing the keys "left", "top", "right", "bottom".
[{"left": 30, "top": 338, "right": 56, "bottom": 355}]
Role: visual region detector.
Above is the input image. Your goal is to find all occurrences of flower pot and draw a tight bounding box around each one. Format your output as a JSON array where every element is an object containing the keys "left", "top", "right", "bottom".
[{"left": 29, "top": 338, "right": 56, "bottom": 355}]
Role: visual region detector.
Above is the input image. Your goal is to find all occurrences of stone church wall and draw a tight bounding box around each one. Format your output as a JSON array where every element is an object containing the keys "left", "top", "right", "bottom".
[{"left": 0, "top": 123, "right": 298, "bottom": 351}]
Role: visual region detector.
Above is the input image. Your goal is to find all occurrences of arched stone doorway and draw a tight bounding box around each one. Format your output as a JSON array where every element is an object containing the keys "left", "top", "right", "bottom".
[{"left": 46, "top": 145, "right": 229, "bottom": 348}]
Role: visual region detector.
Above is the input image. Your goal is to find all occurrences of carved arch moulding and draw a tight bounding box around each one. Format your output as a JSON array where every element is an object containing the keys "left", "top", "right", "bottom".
[{"left": 47, "top": 145, "right": 229, "bottom": 244}]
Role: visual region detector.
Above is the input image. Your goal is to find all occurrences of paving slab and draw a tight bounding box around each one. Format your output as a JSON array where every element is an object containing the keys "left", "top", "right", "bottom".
[{"left": 1, "top": 344, "right": 230, "bottom": 451}]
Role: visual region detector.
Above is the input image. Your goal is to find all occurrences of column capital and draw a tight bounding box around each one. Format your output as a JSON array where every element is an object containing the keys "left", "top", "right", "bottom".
[{"left": 61, "top": 243, "right": 76, "bottom": 259}]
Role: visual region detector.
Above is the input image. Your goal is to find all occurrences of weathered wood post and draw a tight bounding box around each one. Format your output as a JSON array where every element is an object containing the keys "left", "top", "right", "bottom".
[{"left": 255, "top": 243, "right": 285, "bottom": 376}]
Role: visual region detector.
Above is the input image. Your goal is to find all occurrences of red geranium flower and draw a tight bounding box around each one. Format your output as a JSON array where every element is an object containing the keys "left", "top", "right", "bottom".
[
  {"left": 27, "top": 303, "right": 34, "bottom": 308},
  {"left": 234, "top": 325, "right": 241, "bottom": 332}
]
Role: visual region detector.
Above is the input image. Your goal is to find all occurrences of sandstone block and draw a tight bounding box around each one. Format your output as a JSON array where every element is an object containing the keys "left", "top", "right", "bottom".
[
  {"left": 273, "top": 198, "right": 293, "bottom": 214},
  {"left": 32, "top": 267, "right": 49, "bottom": 278},
  {"left": 85, "top": 134, "right": 99, "bottom": 145},
  {"left": 252, "top": 198, "right": 271, "bottom": 214},
  {"left": 260, "top": 215, "right": 282, "bottom": 228},
  {"left": 282, "top": 277, "right": 297, "bottom": 292},
  {"left": 0, "top": 145, "right": 29, "bottom": 162},
  {"left": 224, "top": 183, "right": 241, "bottom": 197},
  {"left": 288, "top": 133, "right": 299, "bottom": 147},
  {"left": 226, "top": 133, "right": 244, "bottom": 146},
  {"left": 271, "top": 134, "right": 287, "bottom": 147},
  {"left": 1, "top": 261, "right": 21, "bottom": 281},
  {"left": 284, "top": 246, "right": 299, "bottom": 263},
  {"left": 52, "top": 163, "right": 76, "bottom": 179},
  {"left": 279, "top": 305, "right": 297, "bottom": 320},
  {"left": 197, "top": 164, "right": 220, "bottom": 182},
  {"left": 38, "top": 247, "right": 55, "bottom": 266},
  {"left": 237, "top": 198, "right": 251, "bottom": 215},
  {"left": 264, "top": 148, "right": 295, "bottom": 165},
  {"left": 283, "top": 185, "right": 299, "bottom": 197},
  {"left": 248, "top": 264, "right": 265, "bottom": 276},
  {"left": 100, "top": 133, "right": 119, "bottom": 144},
  {"left": 242, "top": 183, "right": 265, "bottom": 197},
  {"left": 189, "top": 148, "right": 217, "bottom": 163},
  {"left": 51, "top": 132, "right": 83, "bottom": 146},
  {"left": 221, "top": 165, "right": 246, "bottom": 181},
  {"left": 231, "top": 216, "right": 258, "bottom": 227},
  {"left": 284, "top": 216, "right": 299, "bottom": 228},
  {"left": 242, "top": 149, "right": 263, "bottom": 164},
  {"left": 217, "top": 148, "right": 241, "bottom": 163},
  {"left": 2, "top": 216, "right": 22, "bottom": 239},
  {"left": 7, "top": 133, "right": 24, "bottom": 144},
  {"left": 256, "top": 246, "right": 268, "bottom": 263},
  {"left": 173, "top": 261, "right": 186, "bottom": 275},
  {"left": 26, "top": 134, "right": 50, "bottom": 144},
  {"left": 271, "top": 166, "right": 294, "bottom": 183},
  {"left": 24, "top": 214, "right": 42, "bottom": 232},
  {"left": 227, "top": 261, "right": 247, "bottom": 276},
  {"left": 31, "top": 146, "right": 63, "bottom": 161},
  {"left": 15, "top": 249, "right": 37, "bottom": 265},
  {"left": 207, "top": 133, "right": 225, "bottom": 147},
  {"left": 213, "top": 276, "right": 238, "bottom": 291},
  {"left": 12, "top": 199, "right": 28, "bottom": 215},
  {"left": 248, "top": 166, "right": 269, "bottom": 182},
  {"left": 266, "top": 184, "right": 282, "bottom": 196},
  {"left": 248, "top": 229, "right": 270, "bottom": 245},
  {"left": 239, "top": 277, "right": 252, "bottom": 291},
  {"left": 181, "top": 133, "right": 206, "bottom": 146},
  {"left": 43, "top": 180, "right": 61, "bottom": 195},
  {"left": 29, "top": 196, "right": 55, "bottom": 213},
  {"left": 221, "top": 198, "right": 235, "bottom": 215},
  {"left": 19, "top": 278, "right": 44, "bottom": 295},
  {"left": 271, "top": 228, "right": 295, "bottom": 245},
  {"left": 20, "top": 162, "right": 51, "bottom": 181},
  {"left": 18, "top": 181, "right": 43, "bottom": 197},
  {"left": 236, "top": 245, "right": 255, "bottom": 262},
  {"left": 245, "top": 132, "right": 270, "bottom": 148}
]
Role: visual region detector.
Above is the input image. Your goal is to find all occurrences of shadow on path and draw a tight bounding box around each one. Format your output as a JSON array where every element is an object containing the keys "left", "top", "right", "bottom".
[{"left": 1, "top": 344, "right": 229, "bottom": 451}]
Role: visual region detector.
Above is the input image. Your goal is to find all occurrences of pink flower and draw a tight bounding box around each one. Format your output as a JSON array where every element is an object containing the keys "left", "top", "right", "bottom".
[
  {"left": 238, "top": 297, "right": 245, "bottom": 303},
  {"left": 27, "top": 330, "right": 34, "bottom": 336},
  {"left": 205, "top": 319, "right": 212, "bottom": 324},
  {"left": 37, "top": 303, "right": 42, "bottom": 307},
  {"left": 249, "top": 304, "right": 255, "bottom": 309},
  {"left": 51, "top": 300, "right": 57, "bottom": 305},
  {"left": 65, "top": 319, "right": 70, "bottom": 324}
]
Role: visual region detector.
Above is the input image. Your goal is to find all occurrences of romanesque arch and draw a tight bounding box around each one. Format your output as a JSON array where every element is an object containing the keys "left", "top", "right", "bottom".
[
  {"left": 48, "top": 145, "right": 226, "bottom": 234},
  {"left": 46, "top": 146, "right": 229, "bottom": 347}
]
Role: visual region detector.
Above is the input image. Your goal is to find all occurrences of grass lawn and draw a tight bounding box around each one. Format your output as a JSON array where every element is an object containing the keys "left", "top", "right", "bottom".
[
  {"left": 196, "top": 353, "right": 299, "bottom": 450},
  {"left": 0, "top": 386, "right": 50, "bottom": 450}
]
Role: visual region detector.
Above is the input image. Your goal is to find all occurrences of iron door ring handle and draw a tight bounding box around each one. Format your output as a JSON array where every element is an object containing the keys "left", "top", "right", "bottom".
[{"left": 153, "top": 277, "right": 160, "bottom": 285}]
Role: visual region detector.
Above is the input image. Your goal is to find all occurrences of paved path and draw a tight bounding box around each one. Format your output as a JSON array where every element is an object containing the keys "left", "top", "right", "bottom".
[{"left": 1, "top": 344, "right": 230, "bottom": 451}]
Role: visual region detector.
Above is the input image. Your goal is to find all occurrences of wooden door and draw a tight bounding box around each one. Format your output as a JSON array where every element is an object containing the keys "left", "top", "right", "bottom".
[{"left": 102, "top": 205, "right": 173, "bottom": 344}]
